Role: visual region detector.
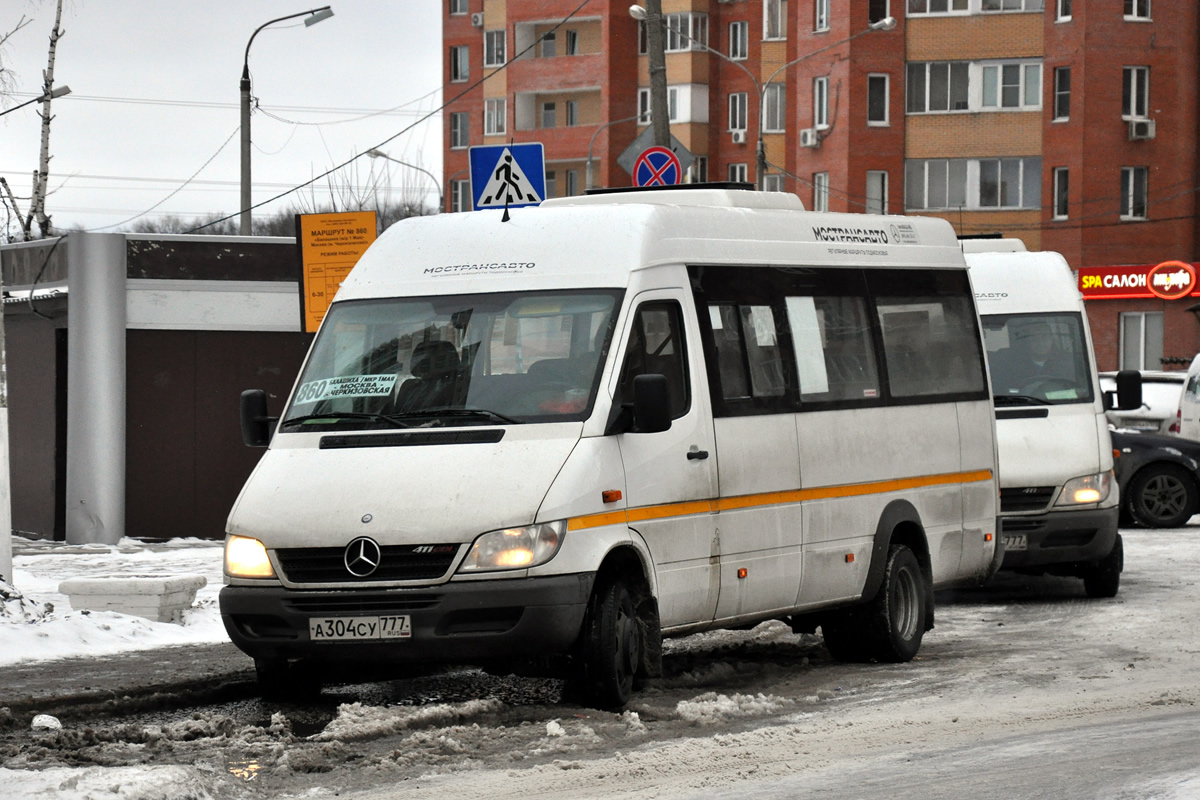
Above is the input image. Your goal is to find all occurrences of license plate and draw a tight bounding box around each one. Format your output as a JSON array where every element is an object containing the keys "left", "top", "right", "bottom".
[
  {"left": 308, "top": 615, "right": 411, "bottom": 642},
  {"left": 1002, "top": 534, "right": 1028, "bottom": 552}
]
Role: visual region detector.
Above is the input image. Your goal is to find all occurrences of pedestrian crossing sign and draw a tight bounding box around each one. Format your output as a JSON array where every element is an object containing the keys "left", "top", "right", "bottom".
[{"left": 469, "top": 143, "right": 546, "bottom": 210}]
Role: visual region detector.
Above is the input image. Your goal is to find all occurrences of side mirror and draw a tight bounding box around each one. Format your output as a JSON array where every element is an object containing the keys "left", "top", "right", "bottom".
[
  {"left": 240, "top": 389, "right": 276, "bottom": 448},
  {"left": 1114, "top": 369, "right": 1143, "bottom": 411},
  {"left": 632, "top": 374, "right": 672, "bottom": 434}
]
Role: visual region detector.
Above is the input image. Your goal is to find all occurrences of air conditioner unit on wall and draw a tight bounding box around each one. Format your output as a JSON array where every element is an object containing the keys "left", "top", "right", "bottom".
[
  {"left": 799, "top": 128, "right": 819, "bottom": 148},
  {"left": 1129, "top": 119, "right": 1156, "bottom": 140},
  {"left": 731, "top": 129, "right": 747, "bottom": 144},
  {"left": 471, "top": 12, "right": 484, "bottom": 27}
]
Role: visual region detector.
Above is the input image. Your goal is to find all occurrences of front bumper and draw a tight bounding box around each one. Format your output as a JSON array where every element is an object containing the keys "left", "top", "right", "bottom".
[
  {"left": 998, "top": 506, "right": 1119, "bottom": 571},
  {"left": 220, "top": 572, "right": 595, "bottom": 667}
]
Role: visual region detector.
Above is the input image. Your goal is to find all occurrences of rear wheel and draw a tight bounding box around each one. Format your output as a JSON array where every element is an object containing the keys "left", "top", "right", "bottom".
[
  {"left": 823, "top": 544, "right": 927, "bottom": 663},
  {"left": 1082, "top": 534, "right": 1123, "bottom": 599},
  {"left": 570, "top": 577, "right": 641, "bottom": 709},
  {"left": 1128, "top": 464, "right": 1199, "bottom": 528}
]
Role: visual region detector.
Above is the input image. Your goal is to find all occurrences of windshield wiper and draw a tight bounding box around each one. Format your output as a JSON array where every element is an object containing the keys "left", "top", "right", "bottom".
[
  {"left": 993, "top": 394, "right": 1051, "bottom": 406},
  {"left": 389, "top": 407, "right": 522, "bottom": 425},
  {"left": 280, "top": 411, "right": 411, "bottom": 429}
]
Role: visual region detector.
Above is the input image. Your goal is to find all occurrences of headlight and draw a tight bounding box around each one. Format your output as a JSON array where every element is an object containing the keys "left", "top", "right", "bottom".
[
  {"left": 459, "top": 521, "right": 565, "bottom": 572},
  {"left": 1055, "top": 471, "right": 1114, "bottom": 506},
  {"left": 225, "top": 535, "right": 276, "bottom": 578}
]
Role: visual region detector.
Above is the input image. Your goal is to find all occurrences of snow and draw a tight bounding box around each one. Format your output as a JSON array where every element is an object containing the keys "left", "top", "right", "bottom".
[{"left": 0, "top": 536, "right": 227, "bottom": 667}]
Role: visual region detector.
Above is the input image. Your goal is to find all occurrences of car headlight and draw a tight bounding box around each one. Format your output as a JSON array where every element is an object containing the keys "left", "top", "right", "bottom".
[
  {"left": 225, "top": 535, "right": 276, "bottom": 578},
  {"left": 1055, "top": 471, "right": 1114, "bottom": 506},
  {"left": 459, "top": 521, "right": 565, "bottom": 572}
]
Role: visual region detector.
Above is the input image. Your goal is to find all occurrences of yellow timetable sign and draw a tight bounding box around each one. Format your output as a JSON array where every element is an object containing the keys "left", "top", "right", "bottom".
[{"left": 297, "top": 211, "right": 378, "bottom": 332}]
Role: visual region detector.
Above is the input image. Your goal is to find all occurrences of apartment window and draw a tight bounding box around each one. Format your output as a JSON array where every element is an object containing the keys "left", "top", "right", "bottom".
[
  {"left": 981, "top": 0, "right": 1045, "bottom": 11},
  {"left": 866, "top": 171, "right": 888, "bottom": 214},
  {"left": 729, "top": 92, "right": 748, "bottom": 131},
  {"left": 868, "top": 74, "right": 889, "bottom": 125},
  {"left": 1056, "top": 0, "right": 1071, "bottom": 19},
  {"left": 541, "top": 102, "right": 556, "bottom": 128},
  {"left": 484, "top": 97, "right": 506, "bottom": 135},
  {"left": 451, "top": 179, "right": 471, "bottom": 213},
  {"left": 638, "top": 89, "right": 651, "bottom": 124},
  {"left": 763, "top": 84, "right": 785, "bottom": 133},
  {"left": 565, "top": 100, "right": 579, "bottom": 126},
  {"left": 640, "top": 87, "right": 683, "bottom": 124},
  {"left": 686, "top": 156, "right": 708, "bottom": 184},
  {"left": 449, "top": 0, "right": 467, "bottom": 15},
  {"left": 813, "top": 172, "right": 830, "bottom": 212},
  {"left": 905, "top": 159, "right": 968, "bottom": 210},
  {"left": 815, "top": 0, "right": 830, "bottom": 32},
  {"left": 663, "top": 13, "right": 708, "bottom": 52},
  {"left": 1123, "top": 66, "right": 1149, "bottom": 119},
  {"left": 869, "top": 0, "right": 890, "bottom": 23},
  {"left": 1124, "top": 0, "right": 1150, "bottom": 20},
  {"left": 449, "top": 112, "right": 469, "bottom": 149},
  {"left": 907, "top": 0, "right": 968, "bottom": 13},
  {"left": 1120, "top": 166, "right": 1148, "bottom": 219},
  {"left": 668, "top": 87, "right": 680, "bottom": 122},
  {"left": 546, "top": 170, "right": 557, "bottom": 200},
  {"left": 484, "top": 30, "right": 506, "bottom": 67},
  {"left": 981, "top": 62, "right": 1041, "bottom": 110},
  {"left": 729, "top": 21, "right": 748, "bottom": 60},
  {"left": 449, "top": 45, "right": 469, "bottom": 83},
  {"left": 565, "top": 169, "right": 579, "bottom": 197},
  {"left": 907, "top": 62, "right": 970, "bottom": 113},
  {"left": 566, "top": 30, "right": 580, "bottom": 55},
  {"left": 814, "top": 76, "right": 830, "bottom": 129},
  {"left": 541, "top": 32, "right": 556, "bottom": 58},
  {"left": 729, "top": 163, "right": 749, "bottom": 183},
  {"left": 764, "top": 174, "right": 784, "bottom": 192},
  {"left": 1053, "top": 167, "right": 1069, "bottom": 219},
  {"left": 1120, "top": 311, "right": 1163, "bottom": 371},
  {"left": 764, "top": 0, "right": 786, "bottom": 40},
  {"left": 978, "top": 158, "right": 1041, "bottom": 208},
  {"left": 1053, "top": 67, "right": 1070, "bottom": 120}
]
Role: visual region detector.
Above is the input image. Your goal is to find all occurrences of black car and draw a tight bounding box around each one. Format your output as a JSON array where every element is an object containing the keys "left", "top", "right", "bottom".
[{"left": 1111, "top": 429, "right": 1200, "bottom": 527}]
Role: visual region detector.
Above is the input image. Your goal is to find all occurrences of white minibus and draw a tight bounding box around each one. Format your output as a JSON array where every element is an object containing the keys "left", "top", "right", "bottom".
[
  {"left": 222, "top": 188, "right": 1000, "bottom": 707},
  {"left": 964, "top": 241, "right": 1139, "bottom": 597}
]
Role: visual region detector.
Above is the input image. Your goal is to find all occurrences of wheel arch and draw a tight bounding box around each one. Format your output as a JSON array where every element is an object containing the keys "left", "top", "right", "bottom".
[{"left": 862, "top": 499, "right": 934, "bottom": 631}]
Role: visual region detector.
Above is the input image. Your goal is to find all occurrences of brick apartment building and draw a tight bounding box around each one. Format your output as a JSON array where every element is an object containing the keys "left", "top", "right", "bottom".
[{"left": 442, "top": 0, "right": 1200, "bottom": 371}]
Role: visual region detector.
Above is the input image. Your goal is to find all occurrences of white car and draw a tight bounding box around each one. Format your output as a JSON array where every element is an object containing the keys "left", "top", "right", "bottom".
[{"left": 1100, "top": 370, "right": 1186, "bottom": 434}]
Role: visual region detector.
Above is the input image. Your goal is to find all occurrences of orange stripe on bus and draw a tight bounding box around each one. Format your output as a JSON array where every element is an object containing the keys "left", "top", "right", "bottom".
[{"left": 566, "top": 469, "right": 992, "bottom": 532}]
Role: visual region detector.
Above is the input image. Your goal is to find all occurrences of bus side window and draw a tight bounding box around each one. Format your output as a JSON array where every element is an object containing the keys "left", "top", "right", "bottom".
[{"left": 616, "top": 302, "right": 690, "bottom": 419}]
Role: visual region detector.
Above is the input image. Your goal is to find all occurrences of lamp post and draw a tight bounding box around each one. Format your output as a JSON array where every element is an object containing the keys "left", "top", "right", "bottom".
[
  {"left": 627, "top": 2, "right": 670, "bottom": 149},
  {"left": 0, "top": 85, "right": 71, "bottom": 118},
  {"left": 587, "top": 114, "right": 643, "bottom": 190},
  {"left": 366, "top": 149, "right": 444, "bottom": 214},
  {"left": 240, "top": 6, "right": 334, "bottom": 236},
  {"left": 627, "top": 8, "right": 895, "bottom": 190}
]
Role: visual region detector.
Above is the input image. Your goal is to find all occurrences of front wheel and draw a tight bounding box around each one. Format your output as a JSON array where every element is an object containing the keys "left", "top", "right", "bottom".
[
  {"left": 1128, "top": 464, "right": 1199, "bottom": 528},
  {"left": 570, "top": 577, "right": 641, "bottom": 709},
  {"left": 1082, "top": 534, "right": 1123, "bottom": 599}
]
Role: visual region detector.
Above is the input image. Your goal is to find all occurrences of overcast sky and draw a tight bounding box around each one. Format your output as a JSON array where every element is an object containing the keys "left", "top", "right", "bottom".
[{"left": 1, "top": 1, "right": 443, "bottom": 234}]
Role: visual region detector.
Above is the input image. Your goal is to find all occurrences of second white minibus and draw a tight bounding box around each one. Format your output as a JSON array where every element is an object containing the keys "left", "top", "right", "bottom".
[{"left": 222, "top": 188, "right": 1000, "bottom": 707}]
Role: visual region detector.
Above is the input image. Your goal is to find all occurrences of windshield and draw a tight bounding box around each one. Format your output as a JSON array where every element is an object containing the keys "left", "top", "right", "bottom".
[
  {"left": 280, "top": 289, "right": 622, "bottom": 431},
  {"left": 981, "top": 313, "right": 1095, "bottom": 405}
]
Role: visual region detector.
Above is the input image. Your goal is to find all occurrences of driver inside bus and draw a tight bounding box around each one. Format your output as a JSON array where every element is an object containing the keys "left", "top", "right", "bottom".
[{"left": 993, "top": 320, "right": 1074, "bottom": 391}]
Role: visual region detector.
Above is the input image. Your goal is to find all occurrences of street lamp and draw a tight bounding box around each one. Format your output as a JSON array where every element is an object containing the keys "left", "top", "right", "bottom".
[
  {"left": 628, "top": 7, "right": 895, "bottom": 190},
  {"left": 366, "top": 149, "right": 444, "bottom": 214},
  {"left": 240, "top": 6, "right": 334, "bottom": 236},
  {"left": 0, "top": 85, "right": 71, "bottom": 118}
]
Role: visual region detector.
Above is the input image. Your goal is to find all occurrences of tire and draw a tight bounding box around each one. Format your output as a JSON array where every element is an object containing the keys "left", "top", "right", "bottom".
[
  {"left": 571, "top": 577, "right": 641, "bottom": 709},
  {"left": 821, "top": 544, "right": 928, "bottom": 664},
  {"left": 1128, "top": 464, "right": 1199, "bottom": 528},
  {"left": 255, "top": 658, "right": 321, "bottom": 702},
  {"left": 1083, "top": 534, "right": 1123, "bottom": 599}
]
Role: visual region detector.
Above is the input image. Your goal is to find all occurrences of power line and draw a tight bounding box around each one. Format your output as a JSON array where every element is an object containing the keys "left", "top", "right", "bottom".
[{"left": 8, "top": 90, "right": 440, "bottom": 118}]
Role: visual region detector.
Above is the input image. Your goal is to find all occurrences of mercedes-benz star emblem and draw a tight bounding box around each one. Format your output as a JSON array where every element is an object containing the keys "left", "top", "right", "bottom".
[{"left": 343, "top": 537, "right": 382, "bottom": 578}]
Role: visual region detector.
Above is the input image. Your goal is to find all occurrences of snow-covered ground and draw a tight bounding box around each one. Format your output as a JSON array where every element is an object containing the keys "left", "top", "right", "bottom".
[
  {"left": 2, "top": 528, "right": 1199, "bottom": 800},
  {"left": 0, "top": 536, "right": 227, "bottom": 667}
]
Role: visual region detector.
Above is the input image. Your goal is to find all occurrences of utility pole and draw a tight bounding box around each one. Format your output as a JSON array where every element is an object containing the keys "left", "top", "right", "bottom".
[{"left": 644, "top": 0, "right": 670, "bottom": 148}]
